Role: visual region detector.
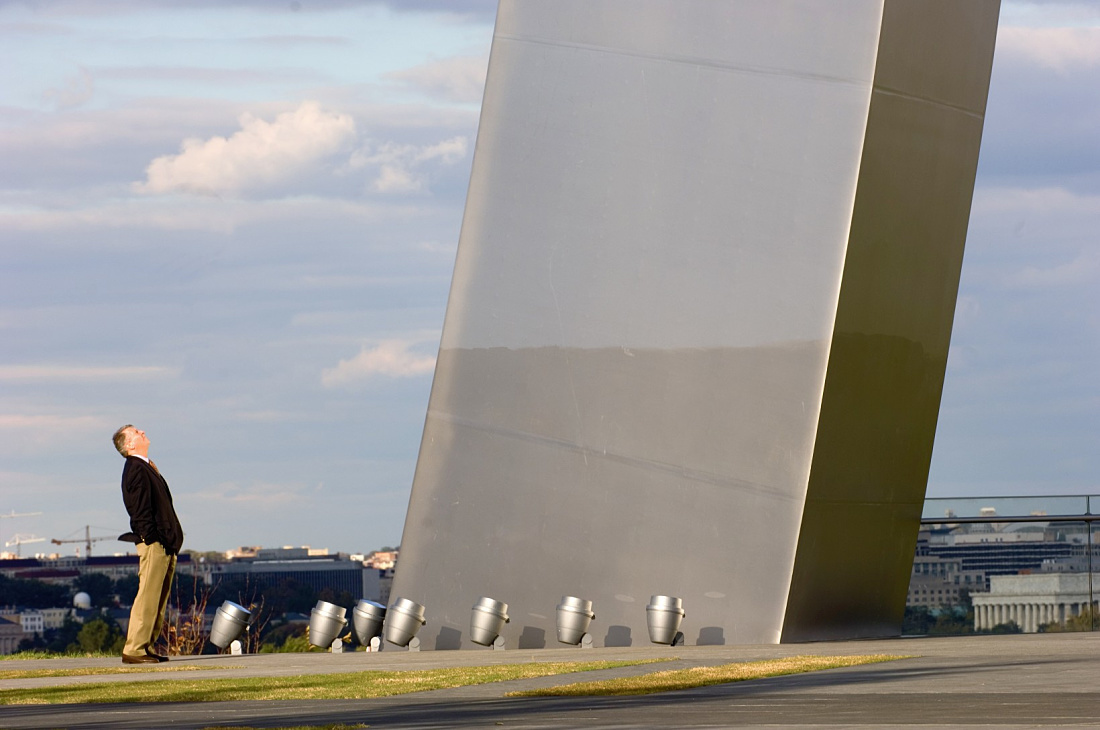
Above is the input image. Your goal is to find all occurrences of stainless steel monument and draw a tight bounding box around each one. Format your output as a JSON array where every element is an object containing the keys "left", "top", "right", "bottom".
[{"left": 391, "top": 0, "right": 1000, "bottom": 647}]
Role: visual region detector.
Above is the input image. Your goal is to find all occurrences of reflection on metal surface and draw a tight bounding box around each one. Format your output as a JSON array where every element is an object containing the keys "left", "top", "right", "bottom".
[
  {"left": 391, "top": 0, "right": 1000, "bottom": 647},
  {"left": 781, "top": 0, "right": 1001, "bottom": 641}
]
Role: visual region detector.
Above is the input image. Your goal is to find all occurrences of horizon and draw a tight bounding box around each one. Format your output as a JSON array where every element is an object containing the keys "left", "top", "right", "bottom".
[{"left": 2, "top": 0, "right": 1098, "bottom": 554}]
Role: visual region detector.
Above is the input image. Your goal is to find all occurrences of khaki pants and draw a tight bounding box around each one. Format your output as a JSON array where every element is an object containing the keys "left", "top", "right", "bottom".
[{"left": 123, "top": 541, "right": 176, "bottom": 656}]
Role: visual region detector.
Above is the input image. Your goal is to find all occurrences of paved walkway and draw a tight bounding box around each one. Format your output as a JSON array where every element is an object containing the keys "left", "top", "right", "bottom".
[{"left": 3, "top": 633, "right": 1100, "bottom": 728}]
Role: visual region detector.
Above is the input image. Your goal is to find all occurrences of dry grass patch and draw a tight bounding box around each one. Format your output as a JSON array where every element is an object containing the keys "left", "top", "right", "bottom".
[
  {"left": 0, "top": 665, "right": 239, "bottom": 680},
  {"left": 202, "top": 725, "right": 366, "bottom": 730},
  {"left": 1, "top": 659, "right": 668, "bottom": 705},
  {"left": 0, "top": 651, "right": 116, "bottom": 661},
  {"left": 509, "top": 654, "right": 911, "bottom": 697}
]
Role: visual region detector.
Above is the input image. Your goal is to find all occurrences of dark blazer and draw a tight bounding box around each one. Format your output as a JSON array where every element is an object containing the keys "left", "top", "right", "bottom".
[{"left": 121, "top": 456, "right": 184, "bottom": 555}]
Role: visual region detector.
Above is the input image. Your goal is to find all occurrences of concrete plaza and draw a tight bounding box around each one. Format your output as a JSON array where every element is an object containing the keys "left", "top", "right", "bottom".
[{"left": 3, "top": 633, "right": 1100, "bottom": 728}]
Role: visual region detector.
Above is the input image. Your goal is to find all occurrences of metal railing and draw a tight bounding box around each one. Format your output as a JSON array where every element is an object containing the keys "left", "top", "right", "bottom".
[{"left": 913, "top": 496, "right": 1100, "bottom": 634}]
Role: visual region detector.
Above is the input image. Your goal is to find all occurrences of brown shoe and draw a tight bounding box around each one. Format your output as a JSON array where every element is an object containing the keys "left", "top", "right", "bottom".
[
  {"left": 121, "top": 653, "right": 160, "bottom": 664},
  {"left": 146, "top": 651, "right": 169, "bottom": 662}
]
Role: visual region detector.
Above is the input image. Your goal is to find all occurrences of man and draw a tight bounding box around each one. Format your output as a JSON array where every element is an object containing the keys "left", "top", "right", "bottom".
[{"left": 112, "top": 424, "right": 184, "bottom": 664}]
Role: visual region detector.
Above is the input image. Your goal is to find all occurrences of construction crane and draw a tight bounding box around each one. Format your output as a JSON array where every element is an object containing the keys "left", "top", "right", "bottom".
[
  {"left": 51, "top": 525, "right": 117, "bottom": 557},
  {"left": 4, "top": 533, "right": 46, "bottom": 557},
  {"left": 0, "top": 510, "right": 41, "bottom": 519},
  {"left": 1, "top": 510, "right": 42, "bottom": 555}
]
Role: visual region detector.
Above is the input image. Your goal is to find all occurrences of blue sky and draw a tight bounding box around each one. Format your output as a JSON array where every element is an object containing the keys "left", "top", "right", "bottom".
[{"left": 1, "top": 0, "right": 1097, "bottom": 556}]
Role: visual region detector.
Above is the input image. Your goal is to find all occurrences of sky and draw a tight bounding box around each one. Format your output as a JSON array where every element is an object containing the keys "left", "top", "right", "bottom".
[{"left": 1, "top": 0, "right": 1097, "bottom": 557}]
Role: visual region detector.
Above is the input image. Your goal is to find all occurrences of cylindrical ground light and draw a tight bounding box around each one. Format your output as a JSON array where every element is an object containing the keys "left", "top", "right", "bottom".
[
  {"left": 308, "top": 600, "right": 348, "bottom": 648},
  {"left": 469, "top": 596, "right": 510, "bottom": 646},
  {"left": 352, "top": 599, "right": 387, "bottom": 646},
  {"left": 645, "top": 595, "right": 685, "bottom": 645},
  {"left": 556, "top": 596, "right": 595, "bottom": 645},
  {"left": 383, "top": 597, "right": 427, "bottom": 647},
  {"left": 209, "top": 600, "right": 251, "bottom": 650}
]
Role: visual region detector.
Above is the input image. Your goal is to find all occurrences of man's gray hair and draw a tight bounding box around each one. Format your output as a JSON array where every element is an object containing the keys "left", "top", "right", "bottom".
[{"left": 112, "top": 424, "right": 135, "bottom": 456}]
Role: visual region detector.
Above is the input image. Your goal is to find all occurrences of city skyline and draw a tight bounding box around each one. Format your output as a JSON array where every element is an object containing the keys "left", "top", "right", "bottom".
[{"left": 2, "top": 0, "right": 1098, "bottom": 554}]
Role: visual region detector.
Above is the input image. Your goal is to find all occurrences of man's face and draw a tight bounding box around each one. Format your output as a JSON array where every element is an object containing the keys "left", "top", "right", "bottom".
[{"left": 127, "top": 427, "right": 149, "bottom": 453}]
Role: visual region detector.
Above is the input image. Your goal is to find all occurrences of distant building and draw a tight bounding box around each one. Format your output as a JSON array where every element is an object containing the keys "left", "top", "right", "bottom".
[
  {"left": 203, "top": 546, "right": 383, "bottom": 602},
  {"left": 0, "top": 615, "right": 23, "bottom": 655},
  {"left": 39, "top": 607, "right": 70, "bottom": 630},
  {"left": 19, "top": 611, "right": 44, "bottom": 634},
  {"left": 0, "top": 557, "right": 79, "bottom": 585},
  {"left": 0, "top": 553, "right": 194, "bottom": 585},
  {"left": 972, "top": 573, "right": 1098, "bottom": 633},
  {"left": 907, "top": 552, "right": 984, "bottom": 608},
  {"left": 364, "top": 550, "right": 398, "bottom": 570},
  {"left": 378, "top": 567, "right": 395, "bottom": 605},
  {"left": 0, "top": 607, "right": 71, "bottom": 655},
  {"left": 907, "top": 524, "right": 1091, "bottom": 609}
]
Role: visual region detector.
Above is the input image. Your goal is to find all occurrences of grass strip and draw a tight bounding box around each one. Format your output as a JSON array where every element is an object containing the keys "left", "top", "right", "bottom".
[
  {"left": 201, "top": 725, "right": 365, "bottom": 730},
  {"left": 0, "top": 665, "right": 240, "bottom": 680},
  {"left": 508, "top": 654, "right": 911, "bottom": 697},
  {"left": 1, "top": 659, "right": 667, "bottom": 705},
  {"left": 0, "top": 651, "right": 117, "bottom": 661}
]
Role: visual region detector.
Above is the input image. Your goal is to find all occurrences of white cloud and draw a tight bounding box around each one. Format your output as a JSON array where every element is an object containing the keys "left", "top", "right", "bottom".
[
  {"left": 0, "top": 195, "right": 409, "bottom": 235},
  {"left": 386, "top": 54, "right": 489, "bottom": 104},
  {"left": 229, "top": 410, "right": 299, "bottom": 423},
  {"left": 0, "top": 414, "right": 111, "bottom": 457},
  {"left": 372, "top": 164, "right": 422, "bottom": 194},
  {"left": 416, "top": 137, "right": 469, "bottom": 164},
  {"left": 1005, "top": 250, "right": 1100, "bottom": 289},
  {"left": 997, "top": 27, "right": 1100, "bottom": 71},
  {"left": 0, "top": 471, "right": 93, "bottom": 504},
  {"left": 972, "top": 186, "right": 1100, "bottom": 215},
  {"left": 0, "top": 100, "right": 478, "bottom": 161},
  {"left": 0, "top": 365, "right": 177, "bottom": 381},
  {"left": 0, "top": 414, "right": 106, "bottom": 429},
  {"left": 321, "top": 339, "right": 437, "bottom": 386},
  {"left": 43, "top": 67, "right": 94, "bottom": 109},
  {"left": 191, "top": 481, "right": 308, "bottom": 510},
  {"left": 952, "top": 295, "right": 982, "bottom": 329},
  {"left": 346, "top": 136, "right": 469, "bottom": 193},
  {"left": 135, "top": 101, "right": 356, "bottom": 196}
]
